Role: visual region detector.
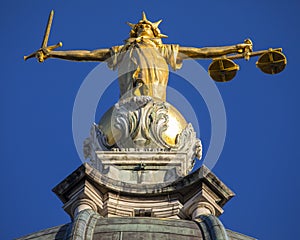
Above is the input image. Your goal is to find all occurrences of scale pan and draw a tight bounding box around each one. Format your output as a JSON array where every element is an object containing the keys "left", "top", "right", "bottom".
[
  {"left": 208, "top": 58, "right": 239, "bottom": 82},
  {"left": 256, "top": 50, "right": 287, "bottom": 74}
]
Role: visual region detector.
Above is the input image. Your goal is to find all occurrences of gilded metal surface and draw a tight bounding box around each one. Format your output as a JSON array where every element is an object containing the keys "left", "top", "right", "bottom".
[
  {"left": 256, "top": 50, "right": 287, "bottom": 74},
  {"left": 24, "top": 11, "right": 258, "bottom": 98},
  {"left": 24, "top": 11, "right": 287, "bottom": 151},
  {"left": 24, "top": 10, "right": 62, "bottom": 62},
  {"left": 98, "top": 106, "right": 118, "bottom": 146},
  {"left": 161, "top": 104, "right": 187, "bottom": 146},
  {"left": 98, "top": 100, "right": 187, "bottom": 147},
  {"left": 208, "top": 59, "right": 239, "bottom": 82},
  {"left": 24, "top": 11, "right": 287, "bottom": 84}
]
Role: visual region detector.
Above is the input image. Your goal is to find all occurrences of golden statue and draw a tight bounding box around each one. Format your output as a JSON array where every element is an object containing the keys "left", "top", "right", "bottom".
[
  {"left": 25, "top": 11, "right": 282, "bottom": 100},
  {"left": 24, "top": 11, "right": 287, "bottom": 161}
]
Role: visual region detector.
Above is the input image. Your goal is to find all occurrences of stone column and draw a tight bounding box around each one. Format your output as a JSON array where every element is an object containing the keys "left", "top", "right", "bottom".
[
  {"left": 72, "top": 199, "right": 98, "bottom": 218},
  {"left": 190, "top": 202, "right": 215, "bottom": 219}
]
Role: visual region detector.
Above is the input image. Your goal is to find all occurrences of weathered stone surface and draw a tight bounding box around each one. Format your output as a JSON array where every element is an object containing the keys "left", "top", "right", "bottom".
[
  {"left": 90, "top": 150, "right": 193, "bottom": 184},
  {"left": 52, "top": 163, "right": 234, "bottom": 219},
  {"left": 226, "top": 229, "right": 257, "bottom": 240},
  {"left": 16, "top": 224, "right": 70, "bottom": 240},
  {"left": 16, "top": 210, "right": 257, "bottom": 240}
]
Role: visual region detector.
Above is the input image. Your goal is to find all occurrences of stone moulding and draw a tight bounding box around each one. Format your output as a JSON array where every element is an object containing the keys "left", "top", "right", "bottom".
[
  {"left": 52, "top": 163, "right": 235, "bottom": 220},
  {"left": 88, "top": 150, "right": 194, "bottom": 184}
]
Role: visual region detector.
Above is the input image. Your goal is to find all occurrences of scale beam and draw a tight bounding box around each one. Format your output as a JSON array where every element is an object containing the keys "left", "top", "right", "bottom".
[
  {"left": 208, "top": 48, "right": 287, "bottom": 82},
  {"left": 226, "top": 48, "right": 282, "bottom": 60}
]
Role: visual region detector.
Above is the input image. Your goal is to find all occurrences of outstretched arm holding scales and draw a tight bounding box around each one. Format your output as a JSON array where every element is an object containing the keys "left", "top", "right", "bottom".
[
  {"left": 25, "top": 10, "right": 286, "bottom": 82},
  {"left": 24, "top": 11, "right": 251, "bottom": 62}
]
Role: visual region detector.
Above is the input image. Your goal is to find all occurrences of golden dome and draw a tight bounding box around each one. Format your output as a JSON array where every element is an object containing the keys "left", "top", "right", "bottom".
[{"left": 98, "top": 98, "right": 188, "bottom": 149}]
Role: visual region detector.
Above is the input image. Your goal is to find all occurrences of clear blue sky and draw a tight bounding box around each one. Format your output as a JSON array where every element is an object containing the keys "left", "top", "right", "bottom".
[{"left": 1, "top": 1, "right": 299, "bottom": 239}]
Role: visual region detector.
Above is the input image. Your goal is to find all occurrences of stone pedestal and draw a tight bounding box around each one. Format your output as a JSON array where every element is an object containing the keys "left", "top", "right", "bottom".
[
  {"left": 53, "top": 163, "right": 234, "bottom": 220},
  {"left": 90, "top": 150, "right": 195, "bottom": 184}
]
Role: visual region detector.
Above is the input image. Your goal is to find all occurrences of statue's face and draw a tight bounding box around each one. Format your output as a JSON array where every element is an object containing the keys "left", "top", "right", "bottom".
[{"left": 136, "top": 23, "right": 155, "bottom": 38}]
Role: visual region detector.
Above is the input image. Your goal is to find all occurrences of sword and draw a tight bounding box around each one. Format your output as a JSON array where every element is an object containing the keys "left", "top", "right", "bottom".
[{"left": 24, "top": 10, "right": 62, "bottom": 62}]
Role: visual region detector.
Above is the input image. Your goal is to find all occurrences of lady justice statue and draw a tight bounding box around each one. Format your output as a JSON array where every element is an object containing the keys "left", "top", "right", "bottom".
[
  {"left": 26, "top": 12, "right": 253, "bottom": 100},
  {"left": 25, "top": 11, "right": 286, "bottom": 173}
]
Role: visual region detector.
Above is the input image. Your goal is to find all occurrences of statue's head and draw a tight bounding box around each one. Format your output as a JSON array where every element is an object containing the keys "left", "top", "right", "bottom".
[{"left": 127, "top": 12, "right": 168, "bottom": 39}]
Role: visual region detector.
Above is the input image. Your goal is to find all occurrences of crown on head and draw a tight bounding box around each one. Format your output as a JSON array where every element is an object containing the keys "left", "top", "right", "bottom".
[{"left": 127, "top": 12, "right": 168, "bottom": 38}]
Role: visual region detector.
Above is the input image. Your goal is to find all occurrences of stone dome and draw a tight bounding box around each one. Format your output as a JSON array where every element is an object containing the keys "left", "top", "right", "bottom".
[{"left": 17, "top": 209, "right": 256, "bottom": 240}]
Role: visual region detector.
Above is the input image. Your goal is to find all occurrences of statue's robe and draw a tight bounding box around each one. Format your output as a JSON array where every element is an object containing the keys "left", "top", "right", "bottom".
[{"left": 107, "top": 38, "right": 182, "bottom": 101}]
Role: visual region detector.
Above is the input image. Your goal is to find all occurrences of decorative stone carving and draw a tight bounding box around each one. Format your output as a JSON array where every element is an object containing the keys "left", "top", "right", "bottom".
[{"left": 83, "top": 96, "right": 202, "bottom": 178}]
